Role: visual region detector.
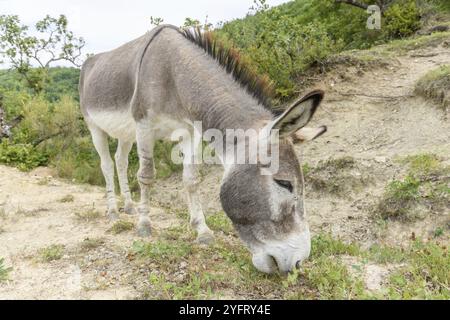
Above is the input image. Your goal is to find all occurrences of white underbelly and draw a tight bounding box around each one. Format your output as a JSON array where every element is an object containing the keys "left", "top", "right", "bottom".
[
  {"left": 88, "top": 110, "right": 137, "bottom": 141},
  {"left": 87, "top": 110, "right": 191, "bottom": 142}
]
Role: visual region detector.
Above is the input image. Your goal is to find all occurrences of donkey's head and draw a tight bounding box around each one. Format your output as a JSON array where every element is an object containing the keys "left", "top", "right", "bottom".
[{"left": 220, "top": 90, "right": 326, "bottom": 274}]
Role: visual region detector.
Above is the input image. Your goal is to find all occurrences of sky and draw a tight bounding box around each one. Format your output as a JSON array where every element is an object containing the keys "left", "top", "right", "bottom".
[{"left": 0, "top": 0, "right": 290, "bottom": 63}]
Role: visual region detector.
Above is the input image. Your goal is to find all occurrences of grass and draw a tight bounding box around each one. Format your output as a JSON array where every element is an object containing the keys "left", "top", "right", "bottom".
[
  {"left": 310, "top": 233, "right": 361, "bottom": 258},
  {"left": 39, "top": 244, "right": 65, "bottom": 262},
  {"left": 37, "top": 177, "right": 51, "bottom": 186},
  {"left": 433, "top": 227, "right": 445, "bottom": 238},
  {"left": 298, "top": 255, "right": 366, "bottom": 300},
  {"left": 132, "top": 222, "right": 449, "bottom": 300},
  {"left": 108, "top": 220, "right": 135, "bottom": 235},
  {"left": 59, "top": 194, "right": 75, "bottom": 203},
  {"left": 415, "top": 64, "right": 450, "bottom": 110},
  {"left": 0, "top": 258, "right": 12, "bottom": 282},
  {"left": 132, "top": 239, "right": 193, "bottom": 266},
  {"left": 385, "top": 241, "right": 449, "bottom": 299},
  {"left": 80, "top": 237, "right": 105, "bottom": 251},
  {"left": 325, "top": 32, "right": 450, "bottom": 70},
  {"left": 376, "top": 153, "right": 449, "bottom": 221},
  {"left": 302, "top": 163, "right": 312, "bottom": 176},
  {"left": 365, "top": 244, "right": 408, "bottom": 265},
  {"left": 377, "top": 176, "right": 421, "bottom": 220},
  {"left": 401, "top": 154, "right": 443, "bottom": 176},
  {"left": 206, "top": 211, "right": 234, "bottom": 236},
  {"left": 74, "top": 205, "right": 101, "bottom": 222}
]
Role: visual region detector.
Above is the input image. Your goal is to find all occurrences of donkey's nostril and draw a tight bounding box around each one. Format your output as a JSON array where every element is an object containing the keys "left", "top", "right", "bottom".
[{"left": 295, "top": 260, "right": 303, "bottom": 269}]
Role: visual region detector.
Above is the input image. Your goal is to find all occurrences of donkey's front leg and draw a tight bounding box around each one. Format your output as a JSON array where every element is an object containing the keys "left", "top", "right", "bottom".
[
  {"left": 181, "top": 138, "right": 214, "bottom": 245},
  {"left": 136, "top": 122, "right": 155, "bottom": 237}
]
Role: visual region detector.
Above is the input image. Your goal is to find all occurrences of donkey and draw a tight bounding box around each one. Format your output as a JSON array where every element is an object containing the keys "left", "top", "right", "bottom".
[{"left": 79, "top": 25, "right": 327, "bottom": 274}]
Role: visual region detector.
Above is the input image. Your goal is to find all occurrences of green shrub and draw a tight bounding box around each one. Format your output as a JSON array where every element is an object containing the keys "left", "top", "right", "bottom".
[
  {"left": 16, "top": 95, "right": 82, "bottom": 149},
  {"left": 218, "top": 0, "right": 349, "bottom": 100},
  {"left": 0, "top": 139, "right": 48, "bottom": 171},
  {"left": 384, "top": 0, "right": 422, "bottom": 39}
]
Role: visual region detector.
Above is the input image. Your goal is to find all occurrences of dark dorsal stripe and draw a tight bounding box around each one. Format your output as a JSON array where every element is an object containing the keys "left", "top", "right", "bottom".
[{"left": 181, "top": 27, "right": 275, "bottom": 110}]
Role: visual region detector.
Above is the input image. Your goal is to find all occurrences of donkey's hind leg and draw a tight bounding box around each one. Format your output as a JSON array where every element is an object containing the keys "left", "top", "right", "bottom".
[
  {"left": 115, "top": 139, "right": 136, "bottom": 215},
  {"left": 89, "top": 124, "right": 119, "bottom": 221},
  {"left": 135, "top": 121, "right": 155, "bottom": 237},
  {"left": 180, "top": 133, "right": 214, "bottom": 245}
]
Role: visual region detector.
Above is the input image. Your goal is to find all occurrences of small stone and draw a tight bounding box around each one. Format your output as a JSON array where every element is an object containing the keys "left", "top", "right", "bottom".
[{"left": 374, "top": 156, "right": 387, "bottom": 164}]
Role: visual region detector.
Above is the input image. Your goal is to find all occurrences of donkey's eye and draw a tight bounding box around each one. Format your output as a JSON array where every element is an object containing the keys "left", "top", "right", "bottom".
[{"left": 274, "top": 179, "right": 293, "bottom": 193}]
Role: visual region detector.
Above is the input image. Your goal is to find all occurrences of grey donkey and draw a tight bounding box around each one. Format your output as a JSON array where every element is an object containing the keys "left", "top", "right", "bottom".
[{"left": 79, "top": 25, "right": 327, "bottom": 274}]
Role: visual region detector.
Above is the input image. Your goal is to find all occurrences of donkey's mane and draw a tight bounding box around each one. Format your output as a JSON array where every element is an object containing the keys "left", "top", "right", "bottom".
[{"left": 181, "top": 28, "right": 274, "bottom": 110}]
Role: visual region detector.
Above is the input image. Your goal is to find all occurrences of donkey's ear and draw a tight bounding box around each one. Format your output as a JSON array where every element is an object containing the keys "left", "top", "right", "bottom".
[
  {"left": 292, "top": 126, "right": 327, "bottom": 144},
  {"left": 271, "top": 90, "right": 324, "bottom": 138}
]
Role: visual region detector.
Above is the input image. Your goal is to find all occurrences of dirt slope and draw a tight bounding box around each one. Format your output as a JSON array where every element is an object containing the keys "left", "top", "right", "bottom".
[{"left": 0, "top": 40, "right": 449, "bottom": 300}]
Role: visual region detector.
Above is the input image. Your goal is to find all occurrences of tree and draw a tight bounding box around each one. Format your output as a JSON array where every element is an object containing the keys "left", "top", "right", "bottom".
[
  {"left": 182, "top": 16, "right": 213, "bottom": 31},
  {"left": 0, "top": 14, "right": 85, "bottom": 93},
  {"left": 150, "top": 16, "right": 164, "bottom": 27}
]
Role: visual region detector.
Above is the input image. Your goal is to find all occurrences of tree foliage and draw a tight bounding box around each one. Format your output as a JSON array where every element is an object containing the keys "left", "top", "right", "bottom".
[
  {"left": 0, "top": 14, "right": 85, "bottom": 93},
  {"left": 216, "top": 0, "right": 428, "bottom": 101}
]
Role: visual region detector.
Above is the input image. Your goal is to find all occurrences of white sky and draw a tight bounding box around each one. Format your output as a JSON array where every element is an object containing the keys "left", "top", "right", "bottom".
[{"left": 0, "top": 0, "right": 290, "bottom": 61}]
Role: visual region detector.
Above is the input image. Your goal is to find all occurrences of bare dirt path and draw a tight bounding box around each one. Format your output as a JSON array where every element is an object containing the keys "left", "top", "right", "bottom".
[
  {"left": 0, "top": 40, "right": 449, "bottom": 300},
  {"left": 0, "top": 166, "right": 180, "bottom": 299},
  {"left": 302, "top": 42, "right": 450, "bottom": 247}
]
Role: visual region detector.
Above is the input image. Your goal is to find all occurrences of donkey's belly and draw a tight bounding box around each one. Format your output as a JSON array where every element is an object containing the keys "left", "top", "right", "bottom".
[
  {"left": 87, "top": 109, "right": 190, "bottom": 142},
  {"left": 88, "top": 109, "right": 137, "bottom": 141}
]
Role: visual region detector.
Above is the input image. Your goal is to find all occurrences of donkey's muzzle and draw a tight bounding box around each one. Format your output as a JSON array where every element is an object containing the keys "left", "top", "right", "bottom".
[{"left": 251, "top": 229, "right": 311, "bottom": 274}]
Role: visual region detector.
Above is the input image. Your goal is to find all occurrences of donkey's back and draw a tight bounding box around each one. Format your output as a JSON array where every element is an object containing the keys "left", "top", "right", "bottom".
[{"left": 80, "top": 34, "right": 149, "bottom": 116}]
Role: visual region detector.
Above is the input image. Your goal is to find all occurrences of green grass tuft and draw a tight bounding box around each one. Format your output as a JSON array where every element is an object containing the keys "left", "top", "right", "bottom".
[
  {"left": 58, "top": 194, "right": 75, "bottom": 203},
  {"left": 74, "top": 206, "right": 101, "bottom": 222},
  {"left": 376, "top": 153, "right": 449, "bottom": 221},
  {"left": 80, "top": 237, "right": 105, "bottom": 251},
  {"left": 0, "top": 258, "right": 12, "bottom": 282},
  {"left": 132, "top": 240, "right": 193, "bottom": 265},
  {"left": 109, "top": 220, "right": 135, "bottom": 235},
  {"left": 311, "top": 233, "right": 361, "bottom": 258},
  {"left": 39, "top": 244, "right": 65, "bottom": 262},
  {"left": 206, "top": 211, "right": 234, "bottom": 235}
]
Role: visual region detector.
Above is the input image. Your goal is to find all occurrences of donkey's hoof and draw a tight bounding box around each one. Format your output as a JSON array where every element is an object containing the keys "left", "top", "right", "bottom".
[
  {"left": 124, "top": 203, "right": 137, "bottom": 215},
  {"left": 137, "top": 218, "right": 152, "bottom": 237},
  {"left": 107, "top": 209, "right": 119, "bottom": 221},
  {"left": 196, "top": 231, "right": 215, "bottom": 245}
]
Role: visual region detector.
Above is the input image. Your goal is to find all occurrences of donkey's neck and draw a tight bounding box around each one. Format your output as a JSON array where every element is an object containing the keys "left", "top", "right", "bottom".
[{"left": 170, "top": 41, "right": 273, "bottom": 132}]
